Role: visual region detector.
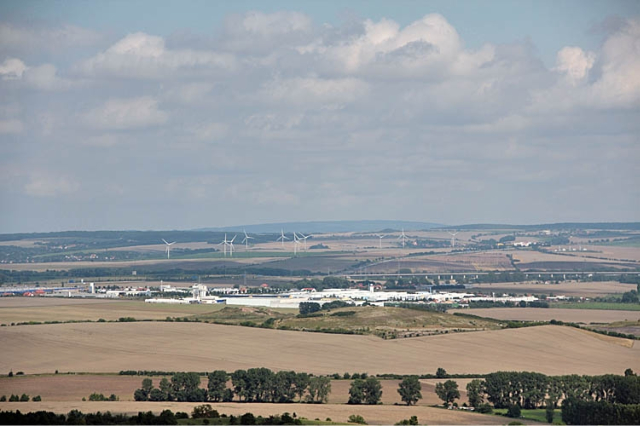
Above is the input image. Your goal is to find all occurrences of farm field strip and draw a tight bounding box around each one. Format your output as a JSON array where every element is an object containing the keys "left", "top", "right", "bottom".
[
  {"left": 0, "top": 298, "right": 222, "bottom": 323},
  {"left": 0, "top": 322, "right": 637, "bottom": 376},
  {"left": 459, "top": 307, "right": 640, "bottom": 324},
  {"left": 549, "top": 302, "right": 640, "bottom": 311},
  {"left": 470, "top": 280, "right": 635, "bottom": 296}
]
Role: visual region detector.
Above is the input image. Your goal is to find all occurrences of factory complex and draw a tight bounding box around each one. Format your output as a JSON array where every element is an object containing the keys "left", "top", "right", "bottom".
[{"left": 144, "top": 283, "right": 539, "bottom": 308}]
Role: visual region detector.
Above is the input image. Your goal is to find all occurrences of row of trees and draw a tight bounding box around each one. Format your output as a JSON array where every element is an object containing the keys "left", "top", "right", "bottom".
[
  {"left": 561, "top": 398, "right": 640, "bottom": 425},
  {"left": 0, "top": 394, "right": 40, "bottom": 402},
  {"left": 134, "top": 369, "right": 331, "bottom": 404},
  {"left": 134, "top": 371, "right": 427, "bottom": 407},
  {"left": 483, "top": 371, "right": 640, "bottom": 409},
  {"left": 432, "top": 371, "right": 639, "bottom": 411},
  {"left": 0, "top": 408, "right": 306, "bottom": 425}
]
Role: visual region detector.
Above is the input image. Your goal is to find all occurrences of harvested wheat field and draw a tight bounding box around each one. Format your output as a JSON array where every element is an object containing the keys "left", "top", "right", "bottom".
[
  {"left": 471, "top": 280, "right": 634, "bottom": 296},
  {"left": 462, "top": 308, "right": 640, "bottom": 324},
  {"left": 0, "top": 401, "right": 515, "bottom": 425},
  {"left": 1, "top": 323, "right": 637, "bottom": 376},
  {"left": 0, "top": 298, "right": 221, "bottom": 323}
]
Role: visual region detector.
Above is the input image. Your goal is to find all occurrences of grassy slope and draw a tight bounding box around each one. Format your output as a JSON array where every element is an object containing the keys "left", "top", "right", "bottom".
[
  {"left": 195, "top": 306, "right": 501, "bottom": 338},
  {"left": 493, "top": 408, "right": 564, "bottom": 424}
]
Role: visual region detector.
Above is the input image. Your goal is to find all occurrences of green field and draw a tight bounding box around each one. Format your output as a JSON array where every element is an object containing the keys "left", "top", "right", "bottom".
[
  {"left": 493, "top": 408, "right": 563, "bottom": 424},
  {"left": 551, "top": 302, "right": 640, "bottom": 311}
]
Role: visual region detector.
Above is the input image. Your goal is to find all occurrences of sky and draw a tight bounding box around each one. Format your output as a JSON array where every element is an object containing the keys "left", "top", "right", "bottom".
[{"left": 0, "top": 0, "right": 639, "bottom": 233}]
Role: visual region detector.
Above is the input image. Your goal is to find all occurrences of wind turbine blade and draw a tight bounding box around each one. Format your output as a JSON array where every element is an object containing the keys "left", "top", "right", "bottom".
[{"left": 162, "top": 239, "right": 169, "bottom": 245}]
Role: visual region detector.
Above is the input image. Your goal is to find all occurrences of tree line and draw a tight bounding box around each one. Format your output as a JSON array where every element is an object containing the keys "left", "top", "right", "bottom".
[
  {"left": 0, "top": 408, "right": 305, "bottom": 425},
  {"left": 435, "top": 370, "right": 639, "bottom": 410},
  {"left": 133, "top": 369, "right": 330, "bottom": 404},
  {"left": 432, "top": 370, "right": 639, "bottom": 424}
]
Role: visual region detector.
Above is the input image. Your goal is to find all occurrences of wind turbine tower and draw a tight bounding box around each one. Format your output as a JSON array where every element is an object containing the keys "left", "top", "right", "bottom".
[
  {"left": 293, "top": 232, "right": 301, "bottom": 255},
  {"left": 219, "top": 234, "right": 229, "bottom": 257},
  {"left": 242, "top": 229, "right": 254, "bottom": 250},
  {"left": 228, "top": 235, "right": 236, "bottom": 257},
  {"left": 162, "top": 239, "right": 176, "bottom": 259},
  {"left": 299, "top": 232, "right": 311, "bottom": 251},
  {"left": 448, "top": 231, "right": 458, "bottom": 248},
  {"left": 397, "top": 229, "right": 408, "bottom": 248},
  {"left": 277, "top": 229, "right": 289, "bottom": 249},
  {"left": 376, "top": 234, "right": 385, "bottom": 249}
]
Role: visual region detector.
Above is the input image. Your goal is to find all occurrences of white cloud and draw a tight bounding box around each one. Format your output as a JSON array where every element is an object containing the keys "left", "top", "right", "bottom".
[
  {"left": 23, "top": 64, "right": 73, "bottom": 91},
  {"left": 24, "top": 173, "right": 80, "bottom": 197},
  {"left": 260, "top": 76, "right": 369, "bottom": 105},
  {"left": 589, "top": 18, "right": 640, "bottom": 108},
  {"left": 189, "top": 122, "right": 228, "bottom": 141},
  {"left": 554, "top": 46, "right": 595, "bottom": 84},
  {"left": 0, "top": 22, "right": 102, "bottom": 52},
  {"left": 0, "top": 58, "right": 27, "bottom": 79},
  {"left": 238, "top": 11, "right": 312, "bottom": 36},
  {"left": 0, "top": 119, "right": 23, "bottom": 134},
  {"left": 0, "top": 58, "right": 73, "bottom": 90},
  {"left": 162, "top": 82, "right": 215, "bottom": 105},
  {"left": 532, "top": 18, "right": 640, "bottom": 111},
  {"left": 79, "top": 32, "right": 236, "bottom": 78},
  {"left": 82, "top": 97, "right": 168, "bottom": 130},
  {"left": 311, "top": 13, "right": 476, "bottom": 77}
]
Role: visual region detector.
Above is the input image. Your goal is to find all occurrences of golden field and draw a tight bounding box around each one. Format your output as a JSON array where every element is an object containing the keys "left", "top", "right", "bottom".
[
  {"left": 0, "top": 322, "right": 637, "bottom": 376},
  {"left": 459, "top": 307, "right": 640, "bottom": 324}
]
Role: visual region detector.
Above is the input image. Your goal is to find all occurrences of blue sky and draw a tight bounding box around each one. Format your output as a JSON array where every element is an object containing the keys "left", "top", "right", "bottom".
[
  {"left": 0, "top": 1, "right": 639, "bottom": 232},
  {"left": 5, "top": 0, "right": 639, "bottom": 65}
]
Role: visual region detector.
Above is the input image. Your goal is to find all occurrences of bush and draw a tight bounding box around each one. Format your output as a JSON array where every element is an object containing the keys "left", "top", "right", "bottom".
[
  {"left": 395, "top": 416, "right": 418, "bottom": 425},
  {"left": 33, "top": 395, "right": 41, "bottom": 402},
  {"left": 506, "top": 404, "right": 521, "bottom": 418},
  {"left": 476, "top": 403, "right": 493, "bottom": 414},
  {"left": 9, "top": 394, "right": 18, "bottom": 402},
  {"left": 175, "top": 412, "right": 189, "bottom": 419},
  {"left": 20, "top": 394, "right": 30, "bottom": 402},
  {"left": 348, "top": 414, "right": 367, "bottom": 424},
  {"left": 0, "top": 396, "right": 5, "bottom": 402},
  {"left": 88, "top": 392, "right": 108, "bottom": 401},
  {"left": 192, "top": 404, "right": 220, "bottom": 419},
  {"left": 240, "top": 412, "right": 256, "bottom": 425}
]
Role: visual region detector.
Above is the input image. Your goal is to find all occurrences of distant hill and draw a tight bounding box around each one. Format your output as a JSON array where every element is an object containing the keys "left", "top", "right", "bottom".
[
  {"left": 195, "top": 220, "right": 443, "bottom": 234},
  {"left": 443, "top": 222, "right": 640, "bottom": 231}
]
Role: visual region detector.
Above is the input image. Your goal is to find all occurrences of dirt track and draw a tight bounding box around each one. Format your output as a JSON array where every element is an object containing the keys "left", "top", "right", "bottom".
[{"left": 0, "top": 323, "right": 637, "bottom": 376}]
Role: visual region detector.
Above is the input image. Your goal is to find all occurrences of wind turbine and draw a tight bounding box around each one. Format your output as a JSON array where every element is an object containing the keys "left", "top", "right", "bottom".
[
  {"left": 219, "top": 234, "right": 229, "bottom": 257},
  {"left": 276, "top": 229, "right": 289, "bottom": 249},
  {"left": 162, "top": 239, "right": 176, "bottom": 259},
  {"left": 397, "top": 229, "right": 408, "bottom": 248},
  {"left": 293, "top": 232, "right": 302, "bottom": 255},
  {"left": 448, "top": 231, "right": 458, "bottom": 248},
  {"left": 298, "top": 232, "right": 311, "bottom": 251},
  {"left": 241, "top": 229, "right": 254, "bottom": 250},
  {"left": 376, "top": 234, "right": 385, "bottom": 249},
  {"left": 228, "top": 234, "right": 237, "bottom": 257}
]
